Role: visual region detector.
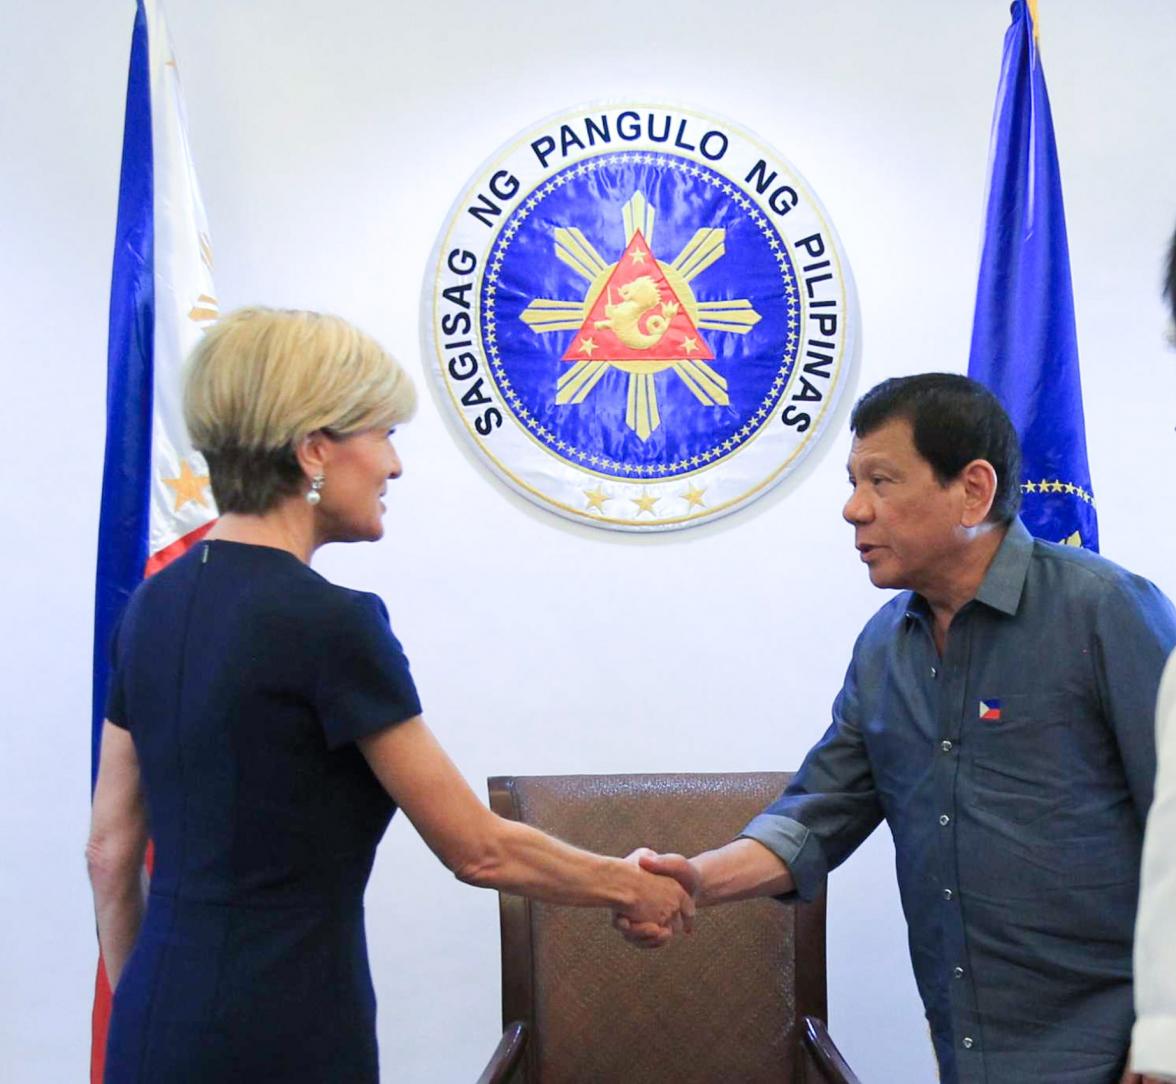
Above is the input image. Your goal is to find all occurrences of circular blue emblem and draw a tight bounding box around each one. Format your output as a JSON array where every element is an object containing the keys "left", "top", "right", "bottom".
[{"left": 424, "top": 104, "right": 859, "bottom": 530}]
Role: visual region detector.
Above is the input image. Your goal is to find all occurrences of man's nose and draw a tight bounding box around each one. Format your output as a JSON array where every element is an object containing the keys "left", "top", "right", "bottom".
[{"left": 843, "top": 486, "right": 870, "bottom": 524}]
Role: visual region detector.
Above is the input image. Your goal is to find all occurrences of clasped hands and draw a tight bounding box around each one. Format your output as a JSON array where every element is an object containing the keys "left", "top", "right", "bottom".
[{"left": 613, "top": 848, "right": 702, "bottom": 949}]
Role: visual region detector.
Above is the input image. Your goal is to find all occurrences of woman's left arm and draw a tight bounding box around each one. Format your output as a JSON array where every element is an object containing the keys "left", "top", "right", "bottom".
[{"left": 86, "top": 721, "right": 149, "bottom": 991}]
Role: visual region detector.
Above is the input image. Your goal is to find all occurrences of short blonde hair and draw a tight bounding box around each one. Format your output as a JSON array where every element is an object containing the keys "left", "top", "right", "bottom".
[{"left": 184, "top": 306, "right": 417, "bottom": 514}]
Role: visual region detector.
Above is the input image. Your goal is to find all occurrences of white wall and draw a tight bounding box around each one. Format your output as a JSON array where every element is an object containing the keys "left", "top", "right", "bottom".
[{"left": 3, "top": 2, "right": 1174, "bottom": 1080}]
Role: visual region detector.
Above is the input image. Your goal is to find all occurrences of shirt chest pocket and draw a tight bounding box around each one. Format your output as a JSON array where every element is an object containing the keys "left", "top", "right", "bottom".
[{"left": 966, "top": 692, "right": 1071, "bottom": 825}]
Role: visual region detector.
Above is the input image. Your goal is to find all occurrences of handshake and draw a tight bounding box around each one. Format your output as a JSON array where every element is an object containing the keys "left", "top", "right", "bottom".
[{"left": 612, "top": 848, "right": 702, "bottom": 948}]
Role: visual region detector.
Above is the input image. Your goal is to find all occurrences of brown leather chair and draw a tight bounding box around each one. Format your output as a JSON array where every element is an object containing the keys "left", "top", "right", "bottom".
[{"left": 477, "top": 773, "right": 860, "bottom": 1084}]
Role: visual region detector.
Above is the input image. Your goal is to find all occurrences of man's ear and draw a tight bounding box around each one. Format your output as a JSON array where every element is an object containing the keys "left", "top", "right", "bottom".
[
  {"left": 960, "top": 458, "right": 998, "bottom": 527},
  {"left": 294, "top": 430, "right": 332, "bottom": 479}
]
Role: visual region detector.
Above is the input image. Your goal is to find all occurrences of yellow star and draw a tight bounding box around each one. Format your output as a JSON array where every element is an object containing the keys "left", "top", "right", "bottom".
[
  {"left": 584, "top": 486, "right": 608, "bottom": 512},
  {"left": 630, "top": 250, "right": 647, "bottom": 264},
  {"left": 578, "top": 337, "right": 598, "bottom": 357},
  {"left": 1023, "top": 481, "right": 1037, "bottom": 494},
  {"left": 1064, "top": 482, "right": 1076, "bottom": 494},
  {"left": 680, "top": 336, "right": 699, "bottom": 355},
  {"left": 682, "top": 484, "right": 706, "bottom": 508},
  {"left": 163, "top": 459, "right": 211, "bottom": 511},
  {"left": 632, "top": 489, "right": 658, "bottom": 515},
  {"left": 1063, "top": 531, "right": 1083, "bottom": 547},
  {"left": 1051, "top": 481, "right": 1064, "bottom": 493}
]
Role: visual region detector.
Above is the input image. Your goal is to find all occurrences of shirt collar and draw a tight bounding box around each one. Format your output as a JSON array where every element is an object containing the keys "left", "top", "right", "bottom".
[
  {"left": 971, "top": 517, "right": 1032, "bottom": 616},
  {"left": 904, "top": 518, "right": 1033, "bottom": 622}
]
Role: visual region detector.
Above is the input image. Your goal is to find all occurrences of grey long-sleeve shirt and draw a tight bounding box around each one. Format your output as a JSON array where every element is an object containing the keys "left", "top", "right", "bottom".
[{"left": 744, "top": 520, "right": 1176, "bottom": 1084}]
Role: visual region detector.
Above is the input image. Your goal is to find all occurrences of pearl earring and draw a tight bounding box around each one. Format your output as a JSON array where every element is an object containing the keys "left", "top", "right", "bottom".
[{"left": 306, "top": 474, "right": 325, "bottom": 505}]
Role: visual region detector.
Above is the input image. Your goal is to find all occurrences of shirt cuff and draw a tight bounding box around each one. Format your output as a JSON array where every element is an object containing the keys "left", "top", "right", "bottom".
[
  {"left": 1132, "top": 1015, "right": 1176, "bottom": 1080},
  {"left": 740, "top": 812, "right": 829, "bottom": 903}
]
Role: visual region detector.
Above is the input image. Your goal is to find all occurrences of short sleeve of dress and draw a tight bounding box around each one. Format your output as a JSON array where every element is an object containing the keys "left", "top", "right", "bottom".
[
  {"left": 104, "top": 612, "right": 129, "bottom": 730},
  {"left": 316, "top": 592, "right": 422, "bottom": 750}
]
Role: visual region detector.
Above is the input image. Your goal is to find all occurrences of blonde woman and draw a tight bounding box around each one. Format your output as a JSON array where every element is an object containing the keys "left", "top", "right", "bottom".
[{"left": 87, "top": 307, "right": 692, "bottom": 1083}]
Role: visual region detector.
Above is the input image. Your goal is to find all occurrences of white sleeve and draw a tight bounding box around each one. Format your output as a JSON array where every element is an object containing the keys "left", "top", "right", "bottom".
[{"left": 1132, "top": 649, "right": 1176, "bottom": 1080}]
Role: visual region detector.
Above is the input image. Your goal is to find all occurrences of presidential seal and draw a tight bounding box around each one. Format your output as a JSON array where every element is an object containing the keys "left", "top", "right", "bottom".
[{"left": 422, "top": 104, "right": 860, "bottom": 531}]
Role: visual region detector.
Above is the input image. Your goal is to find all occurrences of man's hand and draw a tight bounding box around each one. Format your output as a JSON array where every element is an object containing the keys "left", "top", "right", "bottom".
[{"left": 612, "top": 848, "right": 701, "bottom": 948}]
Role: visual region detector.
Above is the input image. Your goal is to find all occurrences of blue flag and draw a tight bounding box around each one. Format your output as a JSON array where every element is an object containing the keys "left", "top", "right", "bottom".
[{"left": 967, "top": 0, "right": 1098, "bottom": 551}]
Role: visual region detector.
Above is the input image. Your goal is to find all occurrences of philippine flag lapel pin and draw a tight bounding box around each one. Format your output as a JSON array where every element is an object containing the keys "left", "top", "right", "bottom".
[{"left": 978, "top": 699, "right": 1002, "bottom": 722}]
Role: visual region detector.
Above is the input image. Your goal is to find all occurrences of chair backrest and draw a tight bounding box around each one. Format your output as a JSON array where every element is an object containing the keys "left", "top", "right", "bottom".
[{"left": 488, "top": 773, "right": 828, "bottom": 1084}]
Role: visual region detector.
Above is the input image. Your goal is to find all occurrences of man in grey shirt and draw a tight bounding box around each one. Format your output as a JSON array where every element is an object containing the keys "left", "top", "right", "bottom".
[{"left": 621, "top": 373, "right": 1176, "bottom": 1084}]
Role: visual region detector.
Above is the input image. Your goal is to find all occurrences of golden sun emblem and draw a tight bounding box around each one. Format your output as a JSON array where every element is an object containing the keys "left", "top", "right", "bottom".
[{"left": 519, "top": 192, "right": 761, "bottom": 440}]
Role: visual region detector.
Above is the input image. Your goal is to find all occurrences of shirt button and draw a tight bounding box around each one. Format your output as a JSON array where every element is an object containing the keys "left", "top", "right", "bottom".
[
  {"left": 953, "top": 966, "right": 964, "bottom": 978},
  {"left": 943, "top": 888, "right": 953, "bottom": 900},
  {"left": 962, "top": 1037, "right": 974, "bottom": 1050},
  {"left": 931, "top": 666, "right": 938, "bottom": 678},
  {"left": 939, "top": 814, "right": 951, "bottom": 826},
  {"left": 941, "top": 740, "right": 953, "bottom": 753}
]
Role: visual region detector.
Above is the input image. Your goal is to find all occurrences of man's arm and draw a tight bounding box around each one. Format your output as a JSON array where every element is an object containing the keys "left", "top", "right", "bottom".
[
  {"left": 664, "top": 838, "right": 795, "bottom": 905},
  {"left": 614, "top": 640, "right": 888, "bottom": 946},
  {"left": 1130, "top": 654, "right": 1176, "bottom": 1084},
  {"left": 1091, "top": 573, "right": 1176, "bottom": 1084},
  {"left": 1094, "top": 572, "right": 1176, "bottom": 820}
]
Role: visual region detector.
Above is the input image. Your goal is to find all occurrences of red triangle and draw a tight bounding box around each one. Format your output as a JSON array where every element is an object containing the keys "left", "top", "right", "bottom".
[{"left": 562, "top": 231, "right": 714, "bottom": 363}]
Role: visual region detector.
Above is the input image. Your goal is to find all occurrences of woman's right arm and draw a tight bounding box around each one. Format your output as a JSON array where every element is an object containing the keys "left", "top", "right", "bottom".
[
  {"left": 358, "top": 718, "right": 694, "bottom": 930},
  {"left": 87, "top": 721, "right": 149, "bottom": 991}
]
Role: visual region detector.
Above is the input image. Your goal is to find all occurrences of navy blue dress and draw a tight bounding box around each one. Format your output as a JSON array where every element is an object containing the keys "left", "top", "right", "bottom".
[{"left": 104, "top": 540, "right": 421, "bottom": 1083}]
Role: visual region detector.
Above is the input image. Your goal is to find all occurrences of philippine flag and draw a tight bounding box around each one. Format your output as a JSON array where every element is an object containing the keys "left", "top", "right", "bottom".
[
  {"left": 91, "top": 2, "right": 219, "bottom": 1078},
  {"left": 979, "top": 700, "right": 1003, "bottom": 722}
]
